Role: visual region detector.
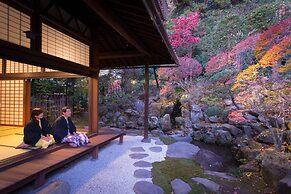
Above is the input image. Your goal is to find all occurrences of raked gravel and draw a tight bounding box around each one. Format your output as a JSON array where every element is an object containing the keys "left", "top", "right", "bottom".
[{"left": 16, "top": 135, "right": 168, "bottom": 194}]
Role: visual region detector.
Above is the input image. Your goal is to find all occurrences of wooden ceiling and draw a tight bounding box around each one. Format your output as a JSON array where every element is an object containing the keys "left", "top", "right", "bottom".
[{"left": 2, "top": 0, "right": 178, "bottom": 71}]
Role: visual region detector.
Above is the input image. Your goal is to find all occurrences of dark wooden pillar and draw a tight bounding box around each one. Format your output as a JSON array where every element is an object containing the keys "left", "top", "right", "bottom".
[
  {"left": 89, "top": 77, "right": 99, "bottom": 133},
  {"left": 143, "top": 64, "right": 149, "bottom": 141},
  {"left": 89, "top": 26, "right": 99, "bottom": 134},
  {"left": 23, "top": 79, "right": 31, "bottom": 126}
]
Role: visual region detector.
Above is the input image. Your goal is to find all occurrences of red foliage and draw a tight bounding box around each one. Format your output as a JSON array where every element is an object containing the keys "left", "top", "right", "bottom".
[
  {"left": 158, "top": 57, "right": 202, "bottom": 95},
  {"left": 255, "top": 18, "right": 291, "bottom": 60},
  {"left": 206, "top": 34, "right": 260, "bottom": 73},
  {"left": 158, "top": 57, "right": 202, "bottom": 82},
  {"left": 228, "top": 110, "right": 249, "bottom": 123},
  {"left": 168, "top": 12, "right": 200, "bottom": 54}
]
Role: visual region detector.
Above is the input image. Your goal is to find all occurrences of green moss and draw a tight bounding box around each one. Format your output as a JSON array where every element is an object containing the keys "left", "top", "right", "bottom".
[
  {"left": 152, "top": 158, "right": 213, "bottom": 194},
  {"left": 159, "top": 136, "right": 177, "bottom": 145}
]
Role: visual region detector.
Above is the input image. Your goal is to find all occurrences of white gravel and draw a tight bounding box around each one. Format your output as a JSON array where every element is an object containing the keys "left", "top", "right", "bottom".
[{"left": 17, "top": 135, "right": 167, "bottom": 194}]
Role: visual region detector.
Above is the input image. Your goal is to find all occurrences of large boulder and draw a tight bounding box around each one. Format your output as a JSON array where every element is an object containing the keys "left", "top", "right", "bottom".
[
  {"left": 166, "top": 142, "right": 200, "bottom": 159},
  {"left": 259, "top": 151, "right": 291, "bottom": 189},
  {"left": 161, "top": 114, "right": 172, "bottom": 131}
]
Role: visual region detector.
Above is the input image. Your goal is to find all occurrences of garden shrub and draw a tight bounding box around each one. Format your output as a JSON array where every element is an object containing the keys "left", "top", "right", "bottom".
[{"left": 204, "top": 106, "right": 224, "bottom": 117}]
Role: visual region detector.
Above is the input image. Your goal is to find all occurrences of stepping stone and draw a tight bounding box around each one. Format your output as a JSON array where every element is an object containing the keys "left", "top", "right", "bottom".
[
  {"left": 171, "top": 178, "right": 191, "bottom": 194},
  {"left": 155, "top": 140, "right": 165, "bottom": 145},
  {"left": 149, "top": 146, "right": 162, "bottom": 152},
  {"left": 134, "top": 169, "right": 152, "bottom": 178},
  {"left": 129, "top": 153, "right": 149, "bottom": 159},
  {"left": 191, "top": 177, "right": 220, "bottom": 192},
  {"left": 166, "top": 142, "right": 200, "bottom": 159},
  {"left": 131, "top": 147, "right": 146, "bottom": 152},
  {"left": 204, "top": 170, "right": 238, "bottom": 181},
  {"left": 133, "top": 161, "right": 152, "bottom": 168},
  {"left": 133, "top": 181, "right": 164, "bottom": 194}
]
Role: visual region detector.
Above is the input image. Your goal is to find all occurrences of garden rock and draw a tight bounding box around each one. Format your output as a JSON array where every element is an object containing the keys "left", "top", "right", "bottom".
[
  {"left": 149, "top": 116, "right": 159, "bottom": 129},
  {"left": 166, "top": 142, "right": 200, "bottom": 159},
  {"left": 191, "top": 177, "right": 220, "bottom": 192},
  {"left": 129, "top": 153, "right": 149, "bottom": 159},
  {"left": 133, "top": 161, "right": 152, "bottom": 168},
  {"left": 117, "top": 116, "right": 126, "bottom": 128},
  {"left": 278, "top": 175, "right": 291, "bottom": 194},
  {"left": 133, "top": 181, "right": 164, "bottom": 194},
  {"left": 182, "top": 108, "right": 190, "bottom": 119},
  {"left": 192, "top": 131, "right": 203, "bottom": 141},
  {"left": 151, "top": 129, "right": 164, "bottom": 136},
  {"left": 256, "top": 130, "right": 274, "bottom": 144},
  {"left": 224, "top": 99, "right": 233, "bottom": 106},
  {"left": 209, "top": 116, "right": 219, "bottom": 123},
  {"left": 242, "top": 125, "right": 253, "bottom": 137},
  {"left": 239, "top": 161, "right": 259, "bottom": 172},
  {"left": 216, "top": 130, "right": 233, "bottom": 145},
  {"left": 36, "top": 180, "right": 70, "bottom": 194},
  {"left": 204, "top": 170, "right": 238, "bottom": 181},
  {"left": 134, "top": 99, "right": 144, "bottom": 113},
  {"left": 161, "top": 114, "right": 172, "bottom": 131},
  {"left": 203, "top": 132, "right": 216, "bottom": 144},
  {"left": 194, "top": 149, "right": 224, "bottom": 171},
  {"left": 222, "top": 124, "right": 241, "bottom": 137},
  {"left": 171, "top": 179, "right": 192, "bottom": 194},
  {"left": 134, "top": 169, "right": 152, "bottom": 178},
  {"left": 191, "top": 104, "right": 201, "bottom": 112},
  {"left": 261, "top": 154, "right": 291, "bottom": 189}
]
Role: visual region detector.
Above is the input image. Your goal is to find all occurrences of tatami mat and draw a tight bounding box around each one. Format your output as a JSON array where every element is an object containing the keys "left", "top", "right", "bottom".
[{"left": 0, "top": 146, "right": 29, "bottom": 160}]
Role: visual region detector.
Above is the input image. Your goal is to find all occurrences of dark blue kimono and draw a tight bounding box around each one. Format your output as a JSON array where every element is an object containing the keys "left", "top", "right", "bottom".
[
  {"left": 52, "top": 116, "right": 76, "bottom": 143},
  {"left": 23, "top": 118, "right": 52, "bottom": 146}
]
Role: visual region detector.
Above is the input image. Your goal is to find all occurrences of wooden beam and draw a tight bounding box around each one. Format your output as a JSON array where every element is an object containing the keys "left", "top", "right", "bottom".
[
  {"left": 0, "top": 39, "right": 99, "bottom": 78},
  {"left": 143, "top": 64, "right": 149, "bottom": 141},
  {"left": 0, "top": 72, "right": 81, "bottom": 80},
  {"left": 83, "top": 0, "right": 149, "bottom": 55},
  {"left": 99, "top": 50, "right": 145, "bottom": 59},
  {"left": 23, "top": 79, "right": 31, "bottom": 126}
]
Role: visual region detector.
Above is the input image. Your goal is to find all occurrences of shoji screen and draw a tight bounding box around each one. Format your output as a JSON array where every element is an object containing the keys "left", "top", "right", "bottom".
[
  {"left": 42, "top": 24, "right": 89, "bottom": 67},
  {"left": 0, "top": 2, "right": 30, "bottom": 48},
  {"left": 6, "top": 60, "right": 41, "bottom": 73},
  {"left": 0, "top": 80, "right": 24, "bottom": 126}
]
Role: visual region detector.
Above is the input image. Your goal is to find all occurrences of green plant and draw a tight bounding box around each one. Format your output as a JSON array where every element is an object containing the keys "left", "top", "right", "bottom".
[{"left": 204, "top": 106, "right": 224, "bottom": 117}]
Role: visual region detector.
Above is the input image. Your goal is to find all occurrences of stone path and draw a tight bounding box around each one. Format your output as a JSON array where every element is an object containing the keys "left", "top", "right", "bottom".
[{"left": 129, "top": 138, "right": 166, "bottom": 194}]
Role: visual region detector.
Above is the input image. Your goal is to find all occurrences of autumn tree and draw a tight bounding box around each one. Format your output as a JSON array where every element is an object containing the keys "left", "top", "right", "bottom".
[
  {"left": 158, "top": 57, "right": 202, "bottom": 96},
  {"left": 168, "top": 12, "right": 200, "bottom": 57}
]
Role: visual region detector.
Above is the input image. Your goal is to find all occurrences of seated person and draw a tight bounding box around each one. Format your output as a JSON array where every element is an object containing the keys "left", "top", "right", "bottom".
[
  {"left": 21, "top": 108, "right": 54, "bottom": 149},
  {"left": 52, "top": 106, "right": 89, "bottom": 147}
]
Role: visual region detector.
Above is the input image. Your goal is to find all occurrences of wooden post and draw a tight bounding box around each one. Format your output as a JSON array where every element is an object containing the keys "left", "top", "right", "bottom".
[
  {"left": 89, "top": 77, "right": 99, "bottom": 134},
  {"left": 88, "top": 26, "right": 100, "bottom": 134},
  {"left": 23, "top": 79, "right": 31, "bottom": 126},
  {"left": 143, "top": 64, "right": 149, "bottom": 142}
]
